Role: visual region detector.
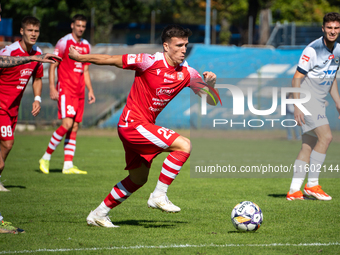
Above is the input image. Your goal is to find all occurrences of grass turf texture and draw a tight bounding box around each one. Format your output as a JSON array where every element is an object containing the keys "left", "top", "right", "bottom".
[{"left": 0, "top": 131, "right": 339, "bottom": 254}]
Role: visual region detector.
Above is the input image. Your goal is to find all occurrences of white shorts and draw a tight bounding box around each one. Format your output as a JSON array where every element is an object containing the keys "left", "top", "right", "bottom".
[{"left": 301, "top": 99, "right": 329, "bottom": 135}]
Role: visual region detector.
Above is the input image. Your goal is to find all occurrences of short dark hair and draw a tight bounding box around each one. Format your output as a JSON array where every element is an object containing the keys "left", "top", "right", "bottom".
[
  {"left": 72, "top": 14, "right": 87, "bottom": 23},
  {"left": 161, "top": 25, "right": 192, "bottom": 43},
  {"left": 323, "top": 12, "right": 340, "bottom": 25},
  {"left": 21, "top": 16, "right": 40, "bottom": 29}
]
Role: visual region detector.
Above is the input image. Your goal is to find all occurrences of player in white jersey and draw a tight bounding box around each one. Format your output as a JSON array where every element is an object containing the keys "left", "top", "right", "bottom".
[{"left": 287, "top": 12, "right": 340, "bottom": 201}]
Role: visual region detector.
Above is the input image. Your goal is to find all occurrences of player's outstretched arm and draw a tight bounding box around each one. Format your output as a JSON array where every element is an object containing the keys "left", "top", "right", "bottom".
[
  {"left": 30, "top": 53, "right": 62, "bottom": 64},
  {"left": 0, "top": 54, "right": 61, "bottom": 68},
  {"left": 68, "top": 45, "right": 123, "bottom": 68},
  {"left": 198, "top": 71, "right": 220, "bottom": 106}
]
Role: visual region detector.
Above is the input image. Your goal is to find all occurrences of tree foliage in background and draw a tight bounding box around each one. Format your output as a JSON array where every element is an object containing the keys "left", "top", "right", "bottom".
[
  {"left": 2, "top": 0, "right": 340, "bottom": 45},
  {"left": 271, "top": 0, "right": 339, "bottom": 24}
]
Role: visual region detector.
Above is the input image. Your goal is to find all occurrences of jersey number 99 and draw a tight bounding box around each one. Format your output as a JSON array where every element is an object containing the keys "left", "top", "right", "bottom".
[{"left": 1, "top": 126, "right": 12, "bottom": 138}]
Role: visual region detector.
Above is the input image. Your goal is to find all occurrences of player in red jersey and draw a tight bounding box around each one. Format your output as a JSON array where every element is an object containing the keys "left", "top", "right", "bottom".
[
  {"left": 0, "top": 13, "right": 61, "bottom": 233},
  {"left": 0, "top": 16, "right": 60, "bottom": 192},
  {"left": 69, "top": 25, "right": 220, "bottom": 228},
  {"left": 39, "top": 14, "right": 95, "bottom": 175}
]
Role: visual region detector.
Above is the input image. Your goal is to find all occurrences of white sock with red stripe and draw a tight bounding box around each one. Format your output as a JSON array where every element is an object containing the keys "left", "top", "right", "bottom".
[
  {"left": 152, "top": 151, "right": 190, "bottom": 198},
  {"left": 42, "top": 126, "right": 68, "bottom": 160},
  {"left": 63, "top": 131, "right": 77, "bottom": 169},
  {"left": 94, "top": 176, "right": 142, "bottom": 216}
]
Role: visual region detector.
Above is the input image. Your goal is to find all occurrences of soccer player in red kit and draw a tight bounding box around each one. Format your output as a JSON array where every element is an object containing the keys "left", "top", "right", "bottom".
[
  {"left": 39, "top": 14, "right": 95, "bottom": 175},
  {"left": 69, "top": 25, "right": 220, "bottom": 228},
  {"left": 0, "top": 13, "right": 61, "bottom": 233},
  {"left": 0, "top": 16, "right": 47, "bottom": 192}
]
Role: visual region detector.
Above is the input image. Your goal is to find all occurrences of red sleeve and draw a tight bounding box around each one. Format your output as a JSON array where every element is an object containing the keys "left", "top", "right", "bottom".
[
  {"left": 188, "top": 66, "right": 222, "bottom": 105},
  {"left": 122, "top": 53, "right": 156, "bottom": 72},
  {"left": 53, "top": 39, "right": 66, "bottom": 58},
  {"left": 34, "top": 62, "right": 44, "bottom": 78},
  {"left": 122, "top": 53, "right": 145, "bottom": 71},
  {"left": 187, "top": 66, "right": 205, "bottom": 94}
]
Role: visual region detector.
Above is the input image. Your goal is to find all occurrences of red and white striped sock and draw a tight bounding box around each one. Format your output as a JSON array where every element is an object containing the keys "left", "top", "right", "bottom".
[
  {"left": 42, "top": 126, "right": 68, "bottom": 160},
  {"left": 64, "top": 131, "right": 77, "bottom": 168},
  {"left": 152, "top": 151, "right": 190, "bottom": 197},
  {"left": 96, "top": 176, "right": 143, "bottom": 215}
]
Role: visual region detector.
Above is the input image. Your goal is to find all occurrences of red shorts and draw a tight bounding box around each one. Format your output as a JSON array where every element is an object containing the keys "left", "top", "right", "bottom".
[
  {"left": 118, "top": 122, "right": 180, "bottom": 170},
  {"left": 58, "top": 94, "right": 84, "bottom": 123},
  {"left": 0, "top": 110, "right": 17, "bottom": 141}
]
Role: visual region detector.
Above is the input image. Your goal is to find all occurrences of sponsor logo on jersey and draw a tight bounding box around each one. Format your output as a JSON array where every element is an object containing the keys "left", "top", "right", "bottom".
[
  {"left": 156, "top": 87, "right": 175, "bottom": 96},
  {"left": 164, "top": 72, "right": 175, "bottom": 79},
  {"left": 20, "top": 68, "right": 33, "bottom": 77},
  {"left": 177, "top": 72, "right": 184, "bottom": 80},
  {"left": 74, "top": 46, "right": 84, "bottom": 54},
  {"left": 149, "top": 106, "right": 163, "bottom": 112},
  {"left": 73, "top": 62, "right": 83, "bottom": 73},
  {"left": 19, "top": 78, "right": 28, "bottom": 85},
  {"left": 301, "top": 55, "right": 310, "bottom": 62},
  {"left": 317, "top": 114, "right": 326, "bottom": 120},
  {"left": 136, "top": 54, "right": 143, "bottom": 63},
  {"left": 329, "top": 54, "right": 334, "bottom": 60},
  {"left": 127, "top": 54, "right": 143, "bottom": 64},
  {"left": 16, "top": 85, "right": 25, "bottom": 90},
  {"left": 157, "top": 69, "right": 161, "bottom": 75},
  {"left": 83, "top": 47, "right": 88, "bottom": 54},
  {"left": 164, "top": 78, "right": 174, "bottom": 83}
]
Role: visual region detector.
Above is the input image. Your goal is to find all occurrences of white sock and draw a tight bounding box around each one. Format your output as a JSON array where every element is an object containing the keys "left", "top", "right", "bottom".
[
  {"left": 289, "top": 160, "right": 307, "bottom": 194},
  {"left": 152, "top": 180, "right": 168, "bottom": 197},
  {"left": 307, "top": 150, "right": 326, "bottom": 187},
  {"left": 42, "top": 152, "right": 51, "bottom": 160},
  {"left": 63, "top": 161, "right": 73, "bottom": 170},
  {"left": 94, "top": 201, "right": 111, "bottom": 217},
  {"left": 0, "top": 212, "right": 3, "bottom": 222}
]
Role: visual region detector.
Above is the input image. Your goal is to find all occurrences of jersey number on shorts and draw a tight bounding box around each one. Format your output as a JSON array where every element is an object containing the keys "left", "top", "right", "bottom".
[
  {"left": 1, "top": 125, "right": 12, "bottom": 138},
  {"left": 157, "top": 127, "right": 175, "bottom": 140}
]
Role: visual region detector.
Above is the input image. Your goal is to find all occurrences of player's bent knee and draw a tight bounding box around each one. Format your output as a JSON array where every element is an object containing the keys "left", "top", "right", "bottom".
[
  {"left": 130, "top": 175, "right": 148, "bottom": 186},
  {"left": 2, "top": 141, "right": 14, "bottom": 152},
  {"left": 323, "top": 133, "right": 333, "bottom": 145},
  {"left": 182, "top": 138, "right": 192, "bottom": 153},
  {"left": 171, "top": 136, "right": 191, "bottom": 153}
]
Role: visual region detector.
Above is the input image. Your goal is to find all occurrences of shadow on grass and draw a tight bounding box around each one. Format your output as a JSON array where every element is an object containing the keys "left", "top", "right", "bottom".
[
  {"left": 114, "top": 219, "right": 188, "bottom": 228},
  {"left": 227, "top": 230, "right": 259, "bottom": 234},
  {"left": 35, "top": 169, "right": 62, "bottom": 173},
  {"left": 268, "top": 193, "right": 316, "bottom": 200},
  {"left": 3, "top": 185, "right": 26, "bottom": 189},
  {"left": 267, "top": 194, "right": 286, "bottom": 198}
]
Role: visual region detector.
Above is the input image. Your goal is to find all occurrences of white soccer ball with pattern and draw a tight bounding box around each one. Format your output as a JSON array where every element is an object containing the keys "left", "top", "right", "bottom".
[{"left": 231, "top": 201, "right": 263, "bottom": 231}]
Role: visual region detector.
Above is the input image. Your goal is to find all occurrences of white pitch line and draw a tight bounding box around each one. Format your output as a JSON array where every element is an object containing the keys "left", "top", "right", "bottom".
[{"left": 1, "top": 242, "right": 340, "bottom": 254}]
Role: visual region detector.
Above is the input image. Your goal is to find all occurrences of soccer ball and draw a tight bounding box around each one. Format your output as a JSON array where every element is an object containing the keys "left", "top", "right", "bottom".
[{"left": 231, "top": 201, "right": 263, "bottom": 231}]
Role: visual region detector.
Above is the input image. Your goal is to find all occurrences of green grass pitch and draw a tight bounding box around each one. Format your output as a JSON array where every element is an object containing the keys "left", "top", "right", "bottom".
[{"left": 0, "top": 131, "right": 339, "bottom": 254}]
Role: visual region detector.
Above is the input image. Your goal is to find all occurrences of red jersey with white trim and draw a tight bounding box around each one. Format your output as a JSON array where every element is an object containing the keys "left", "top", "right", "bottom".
[
  {"left": 119, "top": 52, "right": 203, "bottom": 124},
  {"left": 53, "top": 33, "right": 91, "bottom": 98},
  {"left": 0, "top": 41, "right": 43, "bottom": 117}
]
